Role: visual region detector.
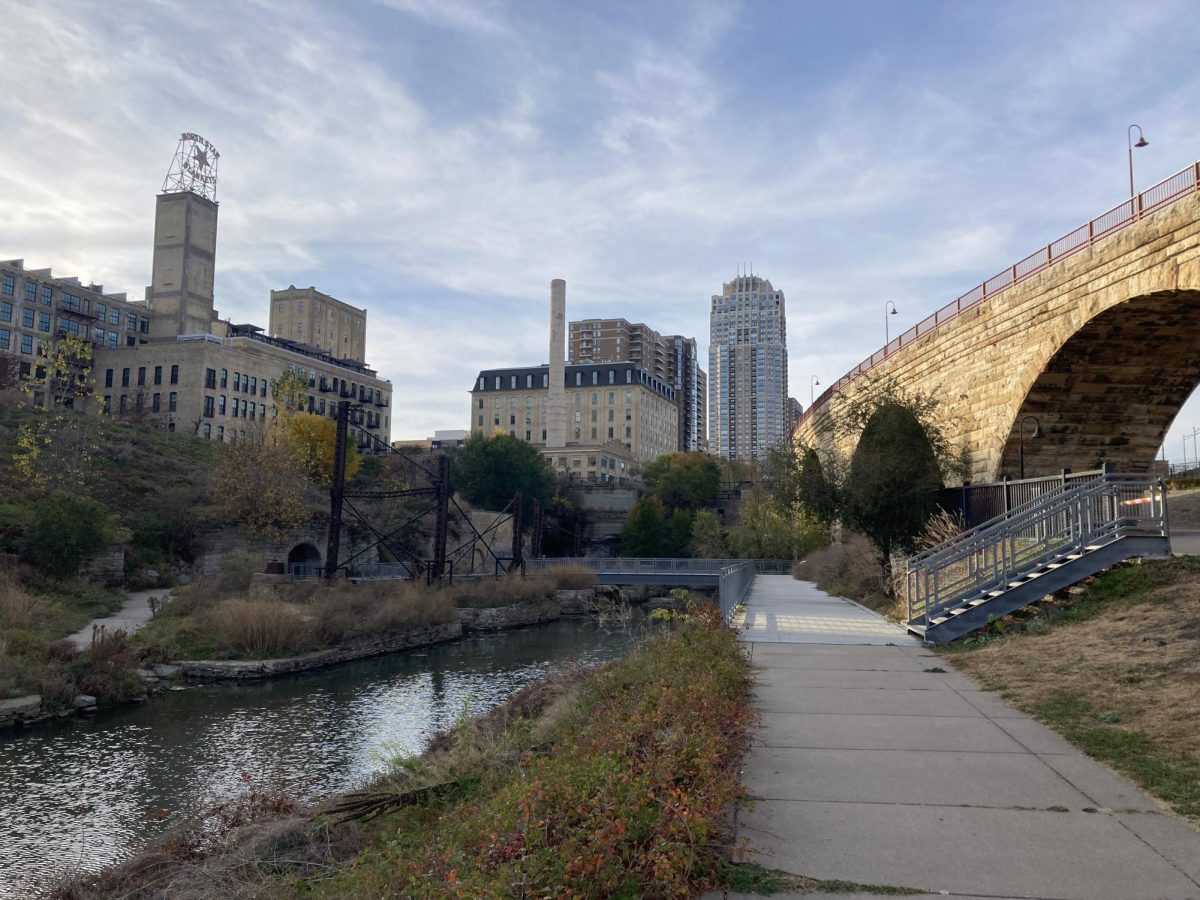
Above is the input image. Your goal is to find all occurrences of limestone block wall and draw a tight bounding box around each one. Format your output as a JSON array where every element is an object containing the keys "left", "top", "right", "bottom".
[{"left": 797, "top": 192, "right": 1200, "bottom": 481}]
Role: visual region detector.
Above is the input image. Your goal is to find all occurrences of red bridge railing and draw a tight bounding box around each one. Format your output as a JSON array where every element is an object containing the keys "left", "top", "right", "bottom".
[{"left": 800, "top": 159, "right": 1200, "bottom": 425}]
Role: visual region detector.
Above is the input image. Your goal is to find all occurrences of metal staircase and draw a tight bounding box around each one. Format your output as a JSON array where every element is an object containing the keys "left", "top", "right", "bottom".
[{"left": 906, "top": 472, "right": 1170, "bottom": 644}]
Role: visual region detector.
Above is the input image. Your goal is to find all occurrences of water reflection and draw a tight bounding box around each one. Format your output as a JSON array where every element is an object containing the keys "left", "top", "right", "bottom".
[{"left": 0, "top": 617, "right": 641, "bottom": 897}]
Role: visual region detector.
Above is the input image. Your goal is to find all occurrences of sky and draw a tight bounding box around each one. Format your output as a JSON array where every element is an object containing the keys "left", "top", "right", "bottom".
[{"left": 3, "top": 0, "right": 1200, "bottom": 462}]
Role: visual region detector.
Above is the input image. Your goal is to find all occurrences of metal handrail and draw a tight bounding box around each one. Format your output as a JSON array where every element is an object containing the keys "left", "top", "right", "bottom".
[
  {"left": 906, "top": 474, "right": 1166, "bottom": 625},
  {"left": 913, "top": 469, "right": 1106, "bottom": 565},
  {"left": 800, "top": 160, "right": 1200, "bottom": 426},
  {"left": 525, "top": 557, "right": 793, "bottom": 575}
]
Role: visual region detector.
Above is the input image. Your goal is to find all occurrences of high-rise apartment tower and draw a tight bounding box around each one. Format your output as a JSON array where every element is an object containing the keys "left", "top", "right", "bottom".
[{"left": 708, "top": 274, "right": 788, "bottom": 461}]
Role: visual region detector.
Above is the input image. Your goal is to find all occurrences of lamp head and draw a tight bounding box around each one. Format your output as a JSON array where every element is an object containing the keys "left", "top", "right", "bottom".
[
  {"left": 1032, "top": 423, "right": 1045, "bottom": 439},
  {"left": 889, "top": 307, "right": 898, "bottom": 315},
  {"left": 1135, "top": 136, "right": 1149, "bottom": 148}
]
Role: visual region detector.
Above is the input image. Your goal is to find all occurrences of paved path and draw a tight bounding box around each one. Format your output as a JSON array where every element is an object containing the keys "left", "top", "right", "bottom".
[
  {"left": 66, "top": 589, "right": 168, "bottom": 648},
  {"left": 709, "top": 575, "right": 1200, "bottom": 900}
]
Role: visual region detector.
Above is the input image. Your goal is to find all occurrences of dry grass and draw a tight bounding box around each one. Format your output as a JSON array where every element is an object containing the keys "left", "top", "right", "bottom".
[
  {"left": 949, "top": 581, "right": 1200, "bottom": 758},
  {"left": 792, "top": 532, "right": 899, "bottom": 616},
  {"left": 206, "top": 599, "right": 314, "bottom": 659},
  {"left": 284, "top": 579, "right": 457, "bottom": 643},
  {"left": 1167, "top": 487, "right": 1200, "bottom": 530},
  {"left": 546, "top": 563, "right": 598, "bottom": 590},
  {"left": 0, "top": 567, "right": 39, "bottom": 629},
  {"left": 449, "top": 572, "right": 557, "bottom": 609}
]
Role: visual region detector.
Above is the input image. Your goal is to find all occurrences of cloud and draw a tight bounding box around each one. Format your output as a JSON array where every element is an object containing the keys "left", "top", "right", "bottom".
[{"left": 2, "top": 0, "right": 1200, "bottom": 453}]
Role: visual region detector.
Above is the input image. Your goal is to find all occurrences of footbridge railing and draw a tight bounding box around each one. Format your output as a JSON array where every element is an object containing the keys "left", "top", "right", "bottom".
[{"left": 527, "top": 557, "right": 790, "bottom": 622}]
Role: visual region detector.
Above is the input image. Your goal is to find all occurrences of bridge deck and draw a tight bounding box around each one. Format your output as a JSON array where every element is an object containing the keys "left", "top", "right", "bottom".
[{"left": 710, "top": 576, "right": 1200, "bottom": 899}]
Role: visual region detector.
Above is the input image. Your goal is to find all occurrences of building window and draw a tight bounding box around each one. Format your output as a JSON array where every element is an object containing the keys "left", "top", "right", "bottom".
[
  {"left": 0, "top": 302, "right": 10, "bottom": 323},
  {"left": 1, "top": 275, "right": 13, "bottom": 296},
  {"left": 219, "top": 395, "right": 227, "bottom": 415},
  {"left": 203, "top": 396, "right": 214, "bottom": 417},
  {"left": 20, "top": 334, "right": 32, "bottom": 355},
  {"left": 41, "top": 286, "right": 52, "bottom": 304},
  {"left": 139, "top": 317, "right": 149, "bottom": 334},
  {"left": 203, "top": 423, "right": 211, "bottom": 439},
  {"left": 170, "top": 364, "right": 179, "bottom": 384},
  {"left": 478, "top": 415, "right": 483, "bottom": 426},
  {"left": 217, "top": 425, "right": 224, "bottom": 442},
  {"left": 233, "top": 372, "right": 240, "bottom": 391},
  {"left": 626, "top": 370, "right": 632, "bottom": 383},
  {"left": 220, "top": 368, "right": 228, "bottom": 388},
  {"left": 591, "top": 392, "right": 598, "bottom": 405},
  {"left": 109, "top": 308, "right": 119, "bottom": 326},
  {"left": 250, "top": 376, "right": 257, "bottom": 394},
  {"left": 21, "top": 307, "right": 33, "bottom": 328},
  {"left": 152, "top": 393, "right": 161, "bottom": 412},
  {"left": 38, "top": 312, "right": 50, "bottom": 333},
  {"left": 151, "top": 366, "right": 160, "bottom": 385},
  {"left": 609, "top": 370, "right": 615, "bottom": 384},
  {"left": 121, "top": 368, "right": 130, "bottom": 387},
  {"left": 0, "top": 329, "right": 8, "bottom": 351},
  {"left": 260, "top": 380, "right": 267, "bottom": 397},
  {"left": 608, "top": 427, "right": 614, "bottom": 438},
  {"left": 592, "top": 372, "right": 598, "bottom": 385},
  {"left": 575, "top": 373, "right": 581, "bottom": 386},
  {"left": 23, "top": 282, "right": 35, "bottom": 302},
  {"left": 542, "top": 374, "right": 548, "bottom": 387},
  {"left": 137, "top": 367, "right": 146, "bottom": 386},
  {"left": 205, "top": 368, "right": 216, "bottom": 389}
]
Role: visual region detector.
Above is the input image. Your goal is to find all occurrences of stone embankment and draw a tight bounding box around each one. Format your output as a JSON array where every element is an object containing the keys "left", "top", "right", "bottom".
[{"left": 177, "top": 622, "right": 464, "bottom": 680}]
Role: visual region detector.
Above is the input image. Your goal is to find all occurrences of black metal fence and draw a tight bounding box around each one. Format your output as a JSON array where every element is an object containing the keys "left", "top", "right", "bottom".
[{"left": 936, "top": 468, "right": 1105, "bottom": 529}]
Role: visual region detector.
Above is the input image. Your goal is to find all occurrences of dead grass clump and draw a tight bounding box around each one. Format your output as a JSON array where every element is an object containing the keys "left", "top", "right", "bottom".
[
  {"left": 296, "top": 580, "right": 456, "bottom": 643},
  {"left": 169, "top": 553, "right": 259, "bottom": 616},
  {"left": 206, "top": 599, "right": 314, "bottom": 659},
  {"left": 917, "top": 507, "right": 967, "bottom": 551},
  {"left": 450, "top": 572, "right": 556, "bottom": 609},
  {"left": 792, "top": 532, "right": 899, "bottom": 616},
  {"left": 547, "top": 564, "right": 598, "bottom": 590},
  {"left": 51, "top": 799, "right": 364, "bottom": 900},
  {"left": 0, "top": 568, "right": 39, "bottom": 628}
]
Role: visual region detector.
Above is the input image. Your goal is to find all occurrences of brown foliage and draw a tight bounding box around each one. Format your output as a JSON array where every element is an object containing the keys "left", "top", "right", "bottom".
[
  {"left": 792, "top": 531, "right": 900, "bottom": 616},
  {"left": 449, "top": 572, "right": 556, "bottom": 609},
  {"left": 0, "top": 567, "right": 39, "bottom": 628},
  {"left": 206, "top": 599, "right": 314, "bottom": 659}
]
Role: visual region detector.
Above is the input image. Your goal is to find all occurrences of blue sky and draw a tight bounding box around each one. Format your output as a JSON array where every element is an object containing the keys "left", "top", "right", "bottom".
[{"left": 3, "top": 0, "right": 1200, "bottom": 461}]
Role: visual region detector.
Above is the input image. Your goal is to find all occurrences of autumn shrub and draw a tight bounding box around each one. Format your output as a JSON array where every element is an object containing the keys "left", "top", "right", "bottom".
[
  {"left": 168, "top": 552, "right": 258, "bottom": 615},
  {"left": 546, "top": 563, "right": 598, "bottom": 590},
  {"left": 450, "top": 572, "right": 557, "bottom": 609},
  {"left": 207, "top": 599, "right": 315, "bottom": 659},
  {"left": 78, "top": 628, "right": 143, "bottom": 705},
  {"left": 793, "top": 531, "right": 896, "bottom": 614},
  {"left": 327, "top": 603, "right": 755, "bottom": 897},
  {"left": 289, "top": 580, "right": 456, "bottom": 643}
]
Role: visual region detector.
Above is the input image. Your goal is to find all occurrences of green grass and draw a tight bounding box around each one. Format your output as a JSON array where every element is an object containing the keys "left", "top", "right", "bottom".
[{"left": 1031, "top": 692, "right": 1200, "bottom": 818}]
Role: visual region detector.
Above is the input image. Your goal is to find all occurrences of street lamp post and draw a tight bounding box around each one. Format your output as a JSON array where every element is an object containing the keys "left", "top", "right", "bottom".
[
  {"left": 1128, "top": 125, "right": 1149, "bottom": 201},
  {"left": 885, "top": 301, "right": 898, "bottom": 349},
  {"left": 810, "top": 375, "right": 820, "bottom": 406},
  {"left": 1018, "top": 414, "right": 1044, "bottom": 479}
]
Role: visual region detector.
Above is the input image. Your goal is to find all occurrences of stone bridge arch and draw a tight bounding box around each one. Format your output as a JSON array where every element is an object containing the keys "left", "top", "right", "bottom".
[{"left": 796, "top": 180, "right": 1200, "bottom": 482}]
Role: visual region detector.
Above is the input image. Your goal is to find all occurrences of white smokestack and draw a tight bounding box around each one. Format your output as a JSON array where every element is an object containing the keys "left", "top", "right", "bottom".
[{"left": 546, "top": 278, "right": 568, "bottom": 448}]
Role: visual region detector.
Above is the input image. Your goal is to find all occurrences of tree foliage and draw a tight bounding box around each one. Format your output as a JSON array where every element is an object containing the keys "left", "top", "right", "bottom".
[
  {"left": 842, "top": 401, "right": 943, "bottom": 571},
  {"left": 287, "top": 412, "right": 361, "bottom": 486},
  {"left": 689, "top": 509, "right": 729, "bottom": 558},
  {"left": 452, "top": 432, "right": 554, "bottom": 520},
  {"left": 642, "top": 453, "right": 720, "bottom": 510},
  {"left": 213, "top": 437, "right": 313, "bottom": 539},
  {"left": 23, "top": 491, "right": 116, "bottom": 578},
  {"left": 728, "top": 484, "right": 827, "bottom": 560}
]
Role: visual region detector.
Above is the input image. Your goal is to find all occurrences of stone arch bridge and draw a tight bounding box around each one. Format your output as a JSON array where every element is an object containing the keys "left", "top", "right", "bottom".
[{"left": 796, "top": 161, "right": 1200, "bottom": 482}]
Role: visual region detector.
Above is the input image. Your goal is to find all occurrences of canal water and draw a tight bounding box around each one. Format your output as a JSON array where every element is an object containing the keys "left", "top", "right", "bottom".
[{"left": 0, "top": 616, "right": 644, "bottom": 897}]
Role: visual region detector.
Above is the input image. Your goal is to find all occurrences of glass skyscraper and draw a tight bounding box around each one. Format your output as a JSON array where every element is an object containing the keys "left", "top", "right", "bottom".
[{"left": 708, "top": 274, "right": 788, "bottom": 461}]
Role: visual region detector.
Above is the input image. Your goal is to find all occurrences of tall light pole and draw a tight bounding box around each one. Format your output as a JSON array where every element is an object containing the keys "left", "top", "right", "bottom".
[
  {"left": 885, "top": 300, "right": 898, "bottom": 348},
  {"left": 1128, "top": 125, "right": 1149, "bottom": 200},
  {"left": 1018, "top": 414, "right": 1044, "bottom": 479},
  {"left": 810, "top": 375, "right": 820, "bottom": 406}
]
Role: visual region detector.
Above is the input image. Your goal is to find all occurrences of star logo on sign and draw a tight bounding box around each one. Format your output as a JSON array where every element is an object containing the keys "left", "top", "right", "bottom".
[{"left": 193, "top": 147, "right": 209, "bottom": 169}]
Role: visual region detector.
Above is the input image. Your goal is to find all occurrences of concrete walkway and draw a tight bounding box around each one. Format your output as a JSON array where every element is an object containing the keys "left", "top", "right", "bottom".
[
  {"left": 709, "top": 575, "right": 1200, "bottom": 900},
  {"left": 66, "top": 589, "right": 168, "bottom": 648}
]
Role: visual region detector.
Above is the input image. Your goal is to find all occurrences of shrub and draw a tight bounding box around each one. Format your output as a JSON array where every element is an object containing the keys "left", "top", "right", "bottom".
[
  {"left": 546, "top": 564, "right": 597, "bottom": 591},
  {"left": 449, "top": 572, "right": 556, "bottom": 609},
  {"left": 207, "top": 599, "right": 314, "bottom": 659},
  {"left": 287, "top": 580, "right": 456, "bottom": 644},
  {"left": 168, "top": 552, "right": 258, "bottom": 615},
  {"left": 792, "top": 532, "right": 897, "bottom": 615},
  {"left": 78, "top": 628, "right": 143, "bottom": 705},
  {"left": 23, "top": 491, "right": 115, "bottom": 578}
]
